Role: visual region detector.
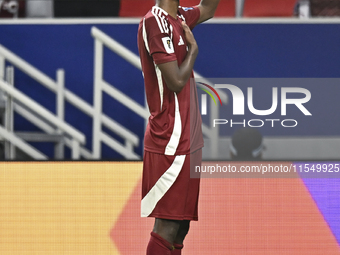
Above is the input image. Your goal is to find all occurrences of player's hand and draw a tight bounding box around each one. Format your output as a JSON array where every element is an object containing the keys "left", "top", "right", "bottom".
[{"left": 182, "top": 21, "right": 198, "bottom": 54}]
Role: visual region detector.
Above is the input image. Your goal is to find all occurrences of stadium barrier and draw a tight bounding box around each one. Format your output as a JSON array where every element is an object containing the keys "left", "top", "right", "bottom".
[{"left": 0, "top": 161, "right": 339, "bottom": 254}]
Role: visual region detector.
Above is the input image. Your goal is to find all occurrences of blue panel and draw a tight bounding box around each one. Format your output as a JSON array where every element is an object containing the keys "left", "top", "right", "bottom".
[{"left": 193, "top": 24, "right": 340, "bottom": 78}]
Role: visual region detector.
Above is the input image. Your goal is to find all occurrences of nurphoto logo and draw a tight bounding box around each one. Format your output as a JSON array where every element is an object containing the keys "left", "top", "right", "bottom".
[{"left": 197, "top": 80, "right": 312, "bottom": 128}]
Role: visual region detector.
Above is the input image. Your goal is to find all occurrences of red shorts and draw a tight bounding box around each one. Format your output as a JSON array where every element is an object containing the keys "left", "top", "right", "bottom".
[{"left": 141, "top": 149, "right": 202, "bottom": 221}]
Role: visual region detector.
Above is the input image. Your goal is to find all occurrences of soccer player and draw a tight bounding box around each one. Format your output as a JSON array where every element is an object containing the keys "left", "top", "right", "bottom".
[{"left": 137, "top": 0, "right": 220, "bottom": 254}]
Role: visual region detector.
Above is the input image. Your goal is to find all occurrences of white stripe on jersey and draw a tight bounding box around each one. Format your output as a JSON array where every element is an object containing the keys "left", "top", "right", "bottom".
[
  {"left": 165, "top": 93, "right": 182, "bottom": 155},
  {"left": 155, "top": 65, "right": 164, "bottom": 111},
  {"left": 142, "top": 18, "right": 150, "bottom": 53},
  {"left": 151, "top": 7, "right": 164, "bottom": 33},
  {"left": 142, "top": 17, "right": 164, "bottom": 111}
]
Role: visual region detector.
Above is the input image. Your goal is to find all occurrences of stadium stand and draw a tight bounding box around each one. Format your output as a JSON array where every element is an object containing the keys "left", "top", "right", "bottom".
[
  {"left": 310, "top": 0, "right": 340, "bottom": 16},
  {"left": 54, "top": 0, "right": 120, "bottom": 17},
  {"left": 243, "top": 0, "right": 297, "bottom": 17},
  {"left": 119, "top": 0, "right": 235, "bottom": 17},
  {"left": 119, "top": 0, "right": 297, "bottom": 17}
]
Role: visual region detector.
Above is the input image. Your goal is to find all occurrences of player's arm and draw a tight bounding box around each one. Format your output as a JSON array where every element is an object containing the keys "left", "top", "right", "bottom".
[
  {"left": 196, "top": 0, "right": 220, "bottom": 24},
  {"left": 157, "top": 22, "right": 198, "bottom": 93}
]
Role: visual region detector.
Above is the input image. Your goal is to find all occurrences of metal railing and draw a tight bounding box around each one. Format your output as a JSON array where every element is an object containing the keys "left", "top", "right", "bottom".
[
  {"left": 0, "top": 44, "right": 86, "bottom": 159},
  {"left": 0, "top": 78, "right": 85, "bottom": 159},
  {"left": 0, "top": 42, "right": 143, "bottom": 159},
  {"left": 91, "top": 27, "right": 147, "bottom": 159},
  {"left": 0, "top": 125, "right": 48, "bottom": 159}
]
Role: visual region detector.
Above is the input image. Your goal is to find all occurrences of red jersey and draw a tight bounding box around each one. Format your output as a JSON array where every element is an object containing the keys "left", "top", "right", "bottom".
[{"left": 138, "top": 5, "right": 204, "bottom": 155}]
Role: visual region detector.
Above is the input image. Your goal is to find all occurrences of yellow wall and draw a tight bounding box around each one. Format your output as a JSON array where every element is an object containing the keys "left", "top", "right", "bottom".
[
  {"left": 0, "top": 162, "right": 142, "bottom": 255},
  {"left": 1, "top": 162, "right": 339, "bottom": 254}
]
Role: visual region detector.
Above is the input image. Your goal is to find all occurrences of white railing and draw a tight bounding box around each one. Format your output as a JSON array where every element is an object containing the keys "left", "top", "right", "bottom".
[
  {"left": 0, "top": 45, "right": 87, "bottom": 159},
  {"left": 2, "top": 65, "right": 15, "bottom": 159},
  {"left": 91, "top": 27, "right": 147, "bottom": 159},
  {"left": 0, "top": 43, "right": 140, "bottom": 159},
  {"left": 0, "top": 78, "right": 85, "bottom": 159},
  {"left": 0, "top": 125, "right": 48, "bottom": 160},
  {"left": 91, "top": 26, "right": 228, "bottom": 159}
]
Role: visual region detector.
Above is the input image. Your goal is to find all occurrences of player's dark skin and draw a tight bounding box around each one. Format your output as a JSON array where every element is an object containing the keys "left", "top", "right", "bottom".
[{"left": 153, "top": 0, "right": 220, "bottom": 246}]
